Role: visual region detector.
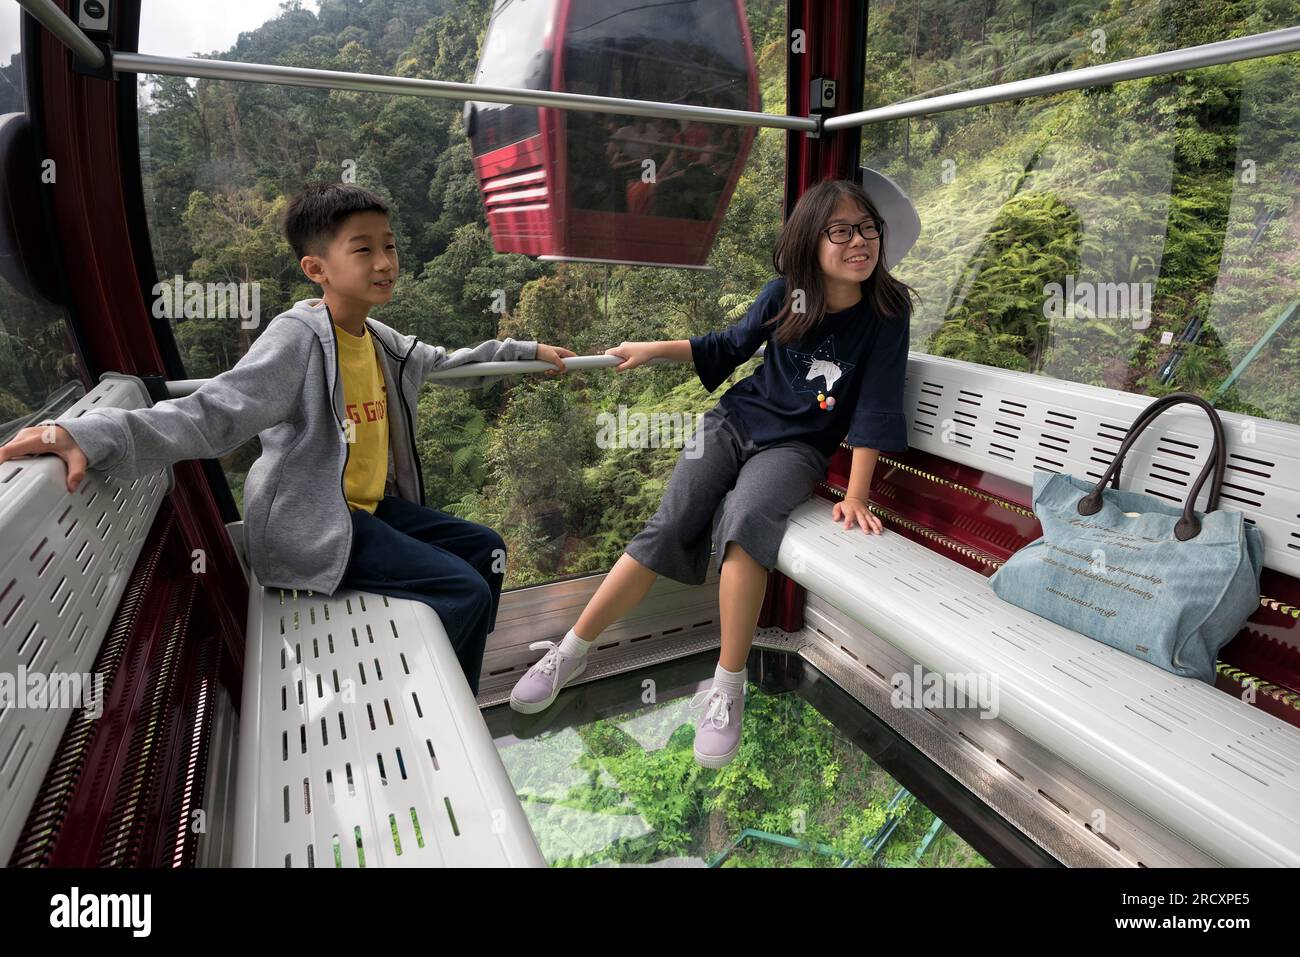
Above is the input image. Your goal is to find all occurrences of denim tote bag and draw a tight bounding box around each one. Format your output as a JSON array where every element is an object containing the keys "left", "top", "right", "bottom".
[{"left": 988, "top": 393, "right": 1264, "bottom": 683}]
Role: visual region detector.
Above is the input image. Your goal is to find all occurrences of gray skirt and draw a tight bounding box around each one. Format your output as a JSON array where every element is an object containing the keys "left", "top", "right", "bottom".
[{"left": 624, "top": 404, "right": 830, "bottom": 585}]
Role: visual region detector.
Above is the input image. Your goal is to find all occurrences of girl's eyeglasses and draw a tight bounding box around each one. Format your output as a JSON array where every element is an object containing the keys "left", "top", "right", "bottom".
[{"left": 823, "top": 218, "right": 882, "bottom": 244}]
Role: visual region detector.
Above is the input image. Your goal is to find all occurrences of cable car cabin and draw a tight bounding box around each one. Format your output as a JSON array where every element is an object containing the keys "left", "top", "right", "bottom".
[
  {"left": 464, "top": 0, "right": 759, "bottom": 267},
  {"left": 2, "top": 0, "right": 1300, "bottom": 878}
]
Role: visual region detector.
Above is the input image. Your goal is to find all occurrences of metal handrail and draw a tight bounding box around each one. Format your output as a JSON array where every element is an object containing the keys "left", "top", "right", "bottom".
[
  {"left": 14, "top": 0, "right": 105, "bottom": 68},
  {"left": 161, "top": 346, "right": 768, "bottom": 398},
  {"left": 111, "top": 51, "right": 809, "bottom": 131},
  {"left": 824, "top": 26, "right": 1300, "bottom": 131}
]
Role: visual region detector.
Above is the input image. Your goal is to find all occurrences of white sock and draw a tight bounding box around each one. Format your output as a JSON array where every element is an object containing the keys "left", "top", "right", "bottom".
[
  {"left": 558, "top": 628, "right": 590, "bottom": 657},
  {"left": 713, "top": 662, "right": 746, "bottom": 695}
]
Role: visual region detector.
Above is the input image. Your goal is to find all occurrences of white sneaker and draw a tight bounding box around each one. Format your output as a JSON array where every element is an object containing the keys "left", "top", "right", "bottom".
[{"left": 691, "top": 683, "right": 745, "bottom": 768}]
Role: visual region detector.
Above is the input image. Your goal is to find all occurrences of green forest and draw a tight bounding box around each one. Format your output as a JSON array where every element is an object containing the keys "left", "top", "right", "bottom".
[
  {"left": 119, "top": 0, "right": 1300, "bottom": 592},
  {"left": 492, "top": 655, "right": 990, "bottom": 867}
]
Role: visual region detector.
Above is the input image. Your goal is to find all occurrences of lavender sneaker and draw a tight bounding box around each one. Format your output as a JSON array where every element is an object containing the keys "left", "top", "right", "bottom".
[
  {"left": 509, "top": 640, "right": 587, "bottom": 714},
  {"left": 691, "top": 683, "right": 745, "bottom": 768}
]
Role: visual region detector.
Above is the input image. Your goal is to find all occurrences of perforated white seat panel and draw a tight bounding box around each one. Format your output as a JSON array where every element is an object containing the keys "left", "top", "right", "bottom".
[
  {"left": 234, "top": 578, "right": 544, "bottom": 867},
  {"left": 0, "top": 374, "right": 170, "bottom": 863},
  {"left": 900, "top": 352, "right": 1300, "bottom": 578}
]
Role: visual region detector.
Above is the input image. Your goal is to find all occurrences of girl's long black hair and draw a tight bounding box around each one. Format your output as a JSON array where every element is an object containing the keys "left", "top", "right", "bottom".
[{"left": 764, "top": 178, "right": 918, "bottom": 344}]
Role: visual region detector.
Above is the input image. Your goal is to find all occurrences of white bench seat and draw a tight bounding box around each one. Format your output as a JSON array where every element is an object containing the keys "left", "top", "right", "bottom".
[
  {"left": 0, "top": 376, "right": 169, "bottom": 865},
  {"left": 233, "top": 576, "right": 544, "bottom": 867},
  {"left": 768, "top": 351, "right": 1300, "bottom": 867},
  {"left": 776, "top": 498, "right": 1300, "bottom": 867}
]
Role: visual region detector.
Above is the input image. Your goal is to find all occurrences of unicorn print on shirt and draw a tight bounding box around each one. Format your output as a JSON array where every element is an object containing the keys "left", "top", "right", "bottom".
[
  {"left": 807, "top": 358, "right": 844, "bottom": 390},
  {"left": 784, "top": 335, "right": 856, "bottom": 412},
  {"left": 786, "top": 335, "right": 855, "bottom": 394}
]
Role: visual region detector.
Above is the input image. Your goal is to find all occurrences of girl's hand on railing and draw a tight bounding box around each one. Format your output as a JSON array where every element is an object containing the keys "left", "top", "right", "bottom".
[
  {"left": 536, "top": 343, "right": 577, "bottom": 376},
  {"left": 833, "top": 496, "right": 883, "bottom": 535},
  {"left": 605, "top": 341, "right": 659, "bottom": 371}
]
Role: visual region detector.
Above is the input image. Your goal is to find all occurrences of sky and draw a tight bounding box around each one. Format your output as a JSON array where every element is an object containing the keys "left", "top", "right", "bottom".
[{"left": 2, "top": 0, "right": 322, "bottom": 65}]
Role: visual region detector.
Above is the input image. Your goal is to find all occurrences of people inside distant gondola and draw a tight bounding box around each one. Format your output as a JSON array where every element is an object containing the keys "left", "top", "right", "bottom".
[
  {"left": 659, "top": 118, "right": 715, "bottom": 178},
  {"left": 575, "top": 112, "right": 729, "bottom": 219},
  {"left": 653, "top": 118, "right": 728, "bottom": 219},
  {"left": 0, "top": 184, "right": 577, "bottom": 696},
  {"left": 510, "top": 178, "right": 920, "bottom": 769},
  {"left": 609, "top": 116, "right": 651, "bottom": 168},
  {"left": 601, "top": 118, "right": 621, "bottom": 165},
  {"left": 609, "top": 116, "right": 660, "bottom": 213},
  {"left": 566, "top": 113, "right": 626, "bottom": 211}
]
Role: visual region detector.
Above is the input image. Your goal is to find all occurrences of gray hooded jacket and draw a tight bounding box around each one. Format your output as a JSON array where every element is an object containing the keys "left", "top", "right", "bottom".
[{"left": 57, "top": 298, "right": 538, "bottom": 594}]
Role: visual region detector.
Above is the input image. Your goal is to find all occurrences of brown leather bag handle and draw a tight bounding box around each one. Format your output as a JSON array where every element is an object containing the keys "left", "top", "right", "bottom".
[{"left": 1075, "top": 392, "right": 1227, "bottom": 541}]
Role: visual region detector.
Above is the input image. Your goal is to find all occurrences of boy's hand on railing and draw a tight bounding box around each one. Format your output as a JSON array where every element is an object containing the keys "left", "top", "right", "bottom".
[
  {"left": 605, "top": 341, "right": 658, "bottom": 371},
  {"left": 0, "top": 424, "right": 89, "bottom": 493},
  {"left": 536, "top": 343, "right": 576, "bottom": 376}
]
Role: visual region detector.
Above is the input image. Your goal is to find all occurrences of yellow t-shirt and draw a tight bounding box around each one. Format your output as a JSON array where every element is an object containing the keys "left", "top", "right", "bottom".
[{"left": 335, "top": 324, "right": 389, "bottom": 513}]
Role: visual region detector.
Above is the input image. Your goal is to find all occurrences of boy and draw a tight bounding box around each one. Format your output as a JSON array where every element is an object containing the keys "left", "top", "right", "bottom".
[{"left": 0, "top": 183, "right": 574, "bottom": 694}]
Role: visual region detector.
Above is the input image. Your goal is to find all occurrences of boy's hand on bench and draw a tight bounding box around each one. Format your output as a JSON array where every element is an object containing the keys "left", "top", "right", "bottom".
[
  {"left": 0, "top": 424, "right": 89, "bottom": 493},
  {"left": 537, "top": 343, "right": 576, "bottom": 376}
]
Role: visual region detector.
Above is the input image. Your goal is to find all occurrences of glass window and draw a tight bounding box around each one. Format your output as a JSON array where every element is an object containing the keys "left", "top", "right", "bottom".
[
  {"left": 138, "top": 0, "right": 787, "bottom": 587},
  {"left": 0, "top": 2, "right": 85, "bottom": 444},
  {"left": 467, "top": 0, "right": 557, "bottom": 156},
  {"left": 862, "top": 0, "right": 1294, "bottom": 104},
  {"left": 486, "top": 651, "right": 996, "bottom": 867},
  {"left": 863, "top": 0, "right": 1300, "bottom": 426},
  {"left": 0, "top": 1, "right": 24, "bottom": 117},
  {"left": 562, "top": 0, "right": 751, "bottom": 219}
]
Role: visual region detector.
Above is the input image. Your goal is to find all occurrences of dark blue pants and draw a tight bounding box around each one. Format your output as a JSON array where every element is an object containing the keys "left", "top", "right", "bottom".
[{"left": 341, "top": 496, "right": 505, "bottom": 695}]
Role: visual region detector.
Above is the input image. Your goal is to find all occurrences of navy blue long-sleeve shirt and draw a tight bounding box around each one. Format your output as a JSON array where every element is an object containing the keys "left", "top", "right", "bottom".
[{"left": 688, "top": 277, "right": 911, "bottom": 457}]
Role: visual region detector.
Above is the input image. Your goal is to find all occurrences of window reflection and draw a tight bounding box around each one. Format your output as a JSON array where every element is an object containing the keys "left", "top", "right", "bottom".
[
  {"left": 864, "top": 0, "right": 1300, "bottom": 426},
  {"left": 563, "top": 0, "right": 749, "bottom": 219},
  {"left": 468, "top": 0, "right": 557, "bottom": 156},
  {"left": 1198, "top": 58, "right": 1300, "bottom": 423},
  {"left": 567, "top": 114, "right": 740, "bottom": 219},
  {"left": 0, "top": 6, "right": 84, "bottom": 444}
]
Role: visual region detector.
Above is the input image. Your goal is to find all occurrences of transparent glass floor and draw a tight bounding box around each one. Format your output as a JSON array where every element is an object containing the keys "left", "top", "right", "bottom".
[{"left": 484, "top": 650, "right": 1047, "bottom": 868}]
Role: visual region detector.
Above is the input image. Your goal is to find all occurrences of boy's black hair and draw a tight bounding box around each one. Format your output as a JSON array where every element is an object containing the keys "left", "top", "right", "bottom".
[{"left": 284, "top": 183, "right": 391, "bottom": 259}]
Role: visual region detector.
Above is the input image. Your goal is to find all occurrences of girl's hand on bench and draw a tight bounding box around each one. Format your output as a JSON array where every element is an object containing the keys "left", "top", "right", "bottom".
[
  {"left": 0, "top": 424, "right": 89, "bottom": 493},
  {"left": 833, "top": 496, "right": 883, "bottom": 535},
  {"left": 537, "top": 343, "right": 576, "bottom": 376}
]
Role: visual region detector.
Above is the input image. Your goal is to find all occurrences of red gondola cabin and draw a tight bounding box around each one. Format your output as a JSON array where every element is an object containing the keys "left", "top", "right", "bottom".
[{"left": 465, "top": 0, "right": 760, "bottom": 268}]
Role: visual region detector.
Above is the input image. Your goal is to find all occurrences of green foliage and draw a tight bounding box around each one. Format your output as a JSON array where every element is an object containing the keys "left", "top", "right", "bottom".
[
  {"left": 506, "top": 679, "right": 989, "bottom": 868},
  {"left": 414, "top": 385, "right": 490, "bottom": 506}
]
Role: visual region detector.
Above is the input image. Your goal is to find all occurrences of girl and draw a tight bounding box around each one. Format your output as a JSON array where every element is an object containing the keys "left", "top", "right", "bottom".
[{"left": 510, "top": 177, "right": 919, "bottom": 767}]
